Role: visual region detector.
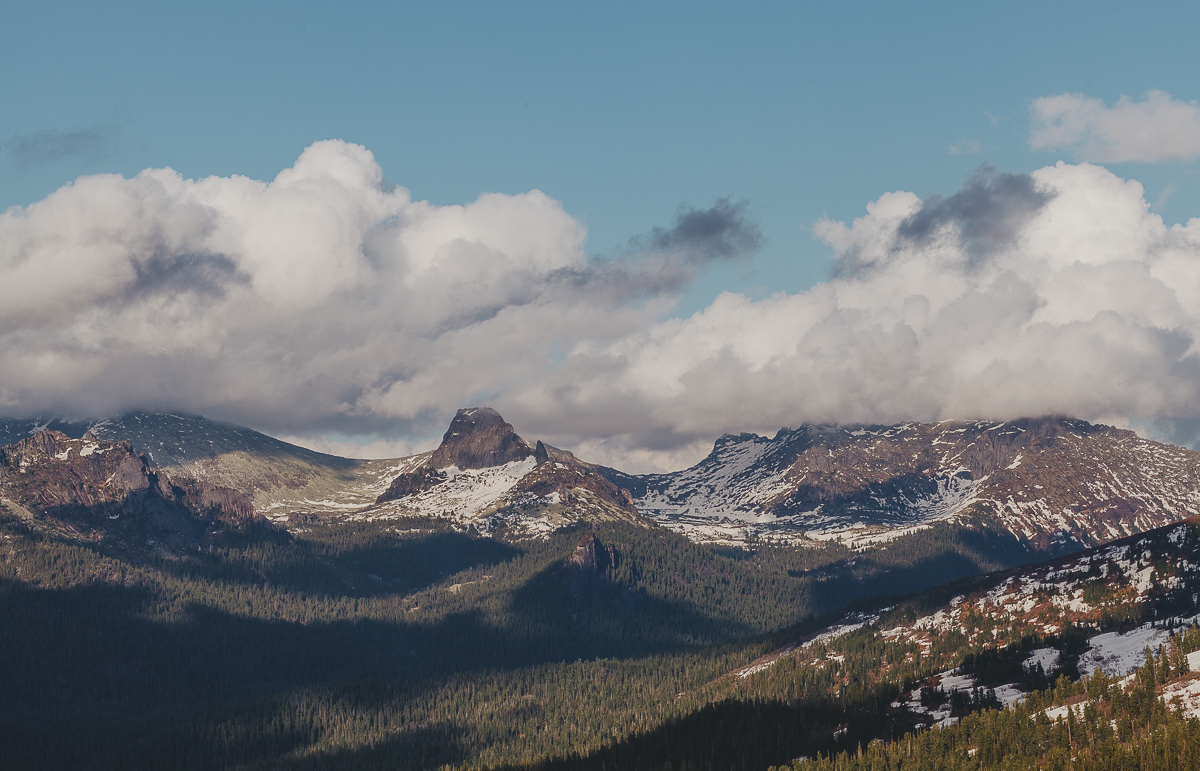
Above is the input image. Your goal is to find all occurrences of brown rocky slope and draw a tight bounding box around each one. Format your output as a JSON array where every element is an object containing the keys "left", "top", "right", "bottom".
[{"left": 0, "top": 430, "right": 259, "bottom": 551}]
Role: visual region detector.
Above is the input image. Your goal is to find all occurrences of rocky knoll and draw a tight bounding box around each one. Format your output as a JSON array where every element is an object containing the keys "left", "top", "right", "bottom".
[
  {"left": 0, "top": 430, "right": 258, "bottom": 550},
  {"left": 561, "top": 532, "right": 616, "bottom": 598},
  {"left": 518, "top": 441, "right": 637, "bottom": 513}
]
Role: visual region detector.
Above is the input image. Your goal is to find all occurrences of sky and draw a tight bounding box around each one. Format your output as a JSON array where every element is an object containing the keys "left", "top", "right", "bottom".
[{"left": 4, "top": 1, "right": 1200, "bottom": 471}]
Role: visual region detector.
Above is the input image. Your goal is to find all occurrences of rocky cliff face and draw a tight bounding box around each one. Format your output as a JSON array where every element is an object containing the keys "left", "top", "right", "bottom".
[
  {"left": 610, "top": 417, "right": 1200, "bottom": 549},
  {"left": 430, "top": 408, "right": 533, "bottom": 470},
  {"left": 0, "top": 412, "right": 404, "bottom": 521},
  {"left": 561, "top": 532, "right": 616, "bottom": 598},
  {"left": 375, "top": 464, "right": 447, "bottom": 503},
  {"left": 0, "top": 430, "right": 258, "bottom": 550}
]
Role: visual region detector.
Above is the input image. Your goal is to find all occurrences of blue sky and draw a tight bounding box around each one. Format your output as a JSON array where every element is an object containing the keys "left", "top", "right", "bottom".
[
  {"left": 5, "top": 1, "right": 1200, "bottom": 467},
  {"left": 6, "top": 1, "right": 1198, "bottom": 313}
]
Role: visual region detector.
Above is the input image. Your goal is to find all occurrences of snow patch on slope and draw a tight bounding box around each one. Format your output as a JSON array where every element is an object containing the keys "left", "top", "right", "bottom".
[
  {"left": 627, "top": 419, "right": 1200, "bottom": 547},
  {"left": 368, "top": 456, "right": 537, "bottom": 522}
]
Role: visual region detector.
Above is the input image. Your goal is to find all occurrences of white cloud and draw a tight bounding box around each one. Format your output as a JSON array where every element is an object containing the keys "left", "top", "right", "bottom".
[
  {"left": 507, "top": 162, "right": 1200, "bottom": 470},
  {"left": 0, "top": 142, "right": 593, "bottom": 433},
  {"left": 0, "top": 141, "right": 756, "bottom": 453},
  {"left": 1030, "top": 90, "right": 1200, "bottom": 163},
  {"left": 6, "top": 141, "right": 1200, "bottom": 472}
]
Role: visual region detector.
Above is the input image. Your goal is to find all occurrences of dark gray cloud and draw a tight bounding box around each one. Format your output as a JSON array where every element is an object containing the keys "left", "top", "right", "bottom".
[
  {"left": 127, "top": 253, "right": 249, "bottom": 300},
  {"left": 897, "top": 165, "right": 1053, "bottom": 260},
  {"left": 644, "top": 198, "right": 764, "bottom": 264},
  {"left": 9, "top": 127, "right": 108, "bottom": 168},
  {"left": 542, "top": 198, "right": 765, "bottom": 303}
]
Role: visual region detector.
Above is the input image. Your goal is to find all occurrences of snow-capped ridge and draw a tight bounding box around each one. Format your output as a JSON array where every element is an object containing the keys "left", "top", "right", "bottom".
[{"left": 620, "top": 416, "right": 1200, "bottom": 548}]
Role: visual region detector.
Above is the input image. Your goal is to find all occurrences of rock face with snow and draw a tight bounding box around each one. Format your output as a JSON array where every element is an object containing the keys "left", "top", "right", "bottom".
[
  {"left": 0, "top": 430, "right": 258, "bottom": 550},
  {"left": 377, "top": 408, "right": 536, "bottom": 505},
  {"left": 370, "top": 408, "right": 640, "bottom": 537},
  {"left": 606, "top": 417, "right": 1200, "bottom": 548},
  {"left": 375, "top": 464, "right": 448, "bottom": 503},
  {"left": 9, "top": 411, "right": 1200, "bottom": 552},
  {"left": 518, "top": 444, "right": 637, "bottom": 514}
]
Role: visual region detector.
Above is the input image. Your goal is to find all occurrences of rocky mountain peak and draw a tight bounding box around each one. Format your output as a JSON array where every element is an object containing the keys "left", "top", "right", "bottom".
[
  {"left": 429, "top": 407, "right": 533, "bottom": 470},
  {"left": 376, "top": 413, "right": 640, "bottom": 528},
  {"left": 0, "top": 430, "right": 151, "bottom": 495}
]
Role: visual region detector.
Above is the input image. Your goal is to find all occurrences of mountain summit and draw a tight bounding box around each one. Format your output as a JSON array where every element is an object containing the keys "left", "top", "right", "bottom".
[
  {"left": 429, "top": 407, "right": 534, "bottom": 470},
  {"left": 373, "top": 407, "right": 638, "bottom": 535},
  {"left": 8, "top": 410, "right": 1199, "bottom": 561}
]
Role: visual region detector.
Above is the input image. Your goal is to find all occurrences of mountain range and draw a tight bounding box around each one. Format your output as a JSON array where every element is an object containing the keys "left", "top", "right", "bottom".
[
  {"left": 6, "top": 406, "right": 1200, "bottom": 769},
  {"left": 6, "top": 408, "right": 1198, "bottom": 557},
  {"left": 609, "top": 416, "right": 1200, "bottom": 550}
]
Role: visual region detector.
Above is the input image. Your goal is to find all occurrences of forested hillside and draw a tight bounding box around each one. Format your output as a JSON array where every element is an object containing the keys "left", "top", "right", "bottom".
[
  {"left": 7, "top": 415, "right": 1200, "bottom": 769},
  {"left": 0, "top": 491, "right": 1085, "bottom": 770},
  {"left": 0, "top": 504, "right": 812, "bottom": 769}
]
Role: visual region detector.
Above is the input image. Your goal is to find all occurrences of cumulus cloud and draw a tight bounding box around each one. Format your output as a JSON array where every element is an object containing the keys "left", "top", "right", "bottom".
[
  {"left": 509, "top": 163, "right": 1200, "bottom": 470},
  {"left": 1030, "top": 90, "right": 1200, "bottom": 163},
  {"left": 7, "top": 142, "right": 1200, "bottom": 472},
  {"left": 0, "top": 141, "right": 757, "bottom": 448}
]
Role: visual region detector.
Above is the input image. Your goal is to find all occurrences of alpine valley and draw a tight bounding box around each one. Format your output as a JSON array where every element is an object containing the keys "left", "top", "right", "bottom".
[{"left": 6, "top": 407, "right": 1200, "bottom": 770}]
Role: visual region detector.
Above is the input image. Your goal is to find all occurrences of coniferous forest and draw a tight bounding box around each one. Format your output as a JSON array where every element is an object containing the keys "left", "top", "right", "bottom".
[{"left": 5, "top": 501, "right": 1200, "bottom": 770}]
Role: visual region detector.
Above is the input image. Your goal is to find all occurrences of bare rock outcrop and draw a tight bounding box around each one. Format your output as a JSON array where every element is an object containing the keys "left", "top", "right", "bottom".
[
  {"left": 561, "top": 532, "right": 616, "bottom": 598},
  {"left": 375, "top": 465, "right": 448, "bottom": 505},
  {"left": 520, "top": 446, "right": 638, "bottom": 514},
  {"left": 0, "top": 430, "right": 259, "bottom": 549},
  {"left": 430, "top": 407, "right": 533, "bottom": 470}
]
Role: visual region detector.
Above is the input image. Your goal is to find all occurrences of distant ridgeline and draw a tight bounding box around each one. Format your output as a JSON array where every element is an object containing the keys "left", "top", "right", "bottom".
[
  {"left": 605, "top": 416, "right": 1200, "bottom": 551},
  {"left": 0, "top": 412, "right": 346, "bottom": 466},
  {"left": 4, "top": 408, "right": 1200, "bottom": 768},
  {"left": 4, "top": 409, "right": 1199, "bottom": 560}
]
